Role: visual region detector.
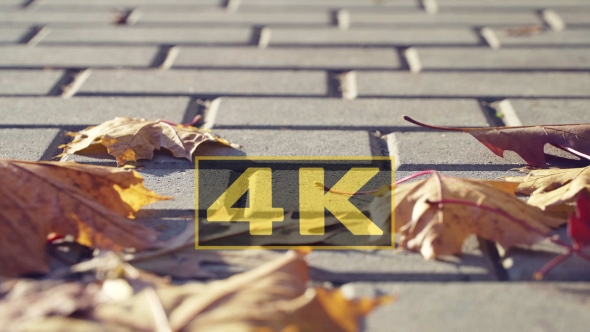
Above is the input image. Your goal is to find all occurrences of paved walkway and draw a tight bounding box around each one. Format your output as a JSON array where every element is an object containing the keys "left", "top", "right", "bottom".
[{"left": 2, "top": 0, "right": 590, "bottom": 331}]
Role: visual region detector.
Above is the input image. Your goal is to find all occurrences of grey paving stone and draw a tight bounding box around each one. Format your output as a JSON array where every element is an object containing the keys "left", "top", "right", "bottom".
[
  {"left": 139, "top": 169, "right": 494, "bottom": 283},
  {"left": 501, "top": 227, "right": 590, "bottom": 281},
  {"left": 0, "top": 69, "right": 63, "bottom": 95},
  {"left": 509, "top": 98, "right": 590, "bottom": 125},
  {"left": 0, "top": 46, "right": 159, "bottom": 67},
  {"left": 35, "top": 4, "right": 220, "bottom": 12},
  {"left": 144, "top": 171, "right": 522, "bottom": 214},
  {"left": 352, "top": 282, "right": 590, "bottom": 332},
  {"left": 499, "top": 225, "right": 590, "bottom": 281},
  {"left": 0, "top": 12, "right": 118, "bottom": 25},
  {"left": 0, "top": 97, "right": 190, "bottom": 125},
  {"left": 307, "top": 239, "right": 494, "bottom": 283},
  {"left": 0, "top": 4, "right": 19, "bottom": 12},
  {"left": 395, "top": 170, "right": 521, "bottom": 182},
  {"left": 496, "top": 29, "right": 590, "bottom": 46},
  {"left": 47, "top": 0, "right": 223, "bottom": 5},
  {"left": 438, "top": 0, "right": 590, "bottom": 8},
  {"left": 0, "top": 28, "right": 27, "bottom": 43},
  {"left": 558, "top": 10, "right": 590, "bottom": 25},
  {"left": 127, "top": 129, "right": 373, "bottom": 209},
  {"left": 173, "top": 47, "right": 400, "bottom": 69},
  {"left": 211, "top": 129, "right": 373, "bottom": 156},
  {"left": 41, "top": 27, "right": 253, "bottom": 45},
  {"left": 357, "top": 72, "right": 590, "bottom": 98},
  {"left": 139, "top": 12, "right": 331, "bottom": 25},
  {"left": 269, "top": 28, "right": 480, "bottom": 46},
  {"left": 213, "top": 98, "right": 488, "bottom": 128},
  {"left": 388, "top": 132, "right": 526, "bottom": 170},
  {"left": 417, "top": 48, "right": 590, "bottom": 70},
  {"left": 62, "top": 129, "right": 372, "bottom": 168},
  {"left": 242, "top": 0, "right": 417, "bottom": 7},
  {"left": 350, "top": 11, "right": 541, "bottom": 26},
  {"left": 139, "top": 169, "right": 195, "bottom": 211},
  {"left": 0, "top": 0, "right": 23, "bottom": 4},
  {"left": 77, "top": 70, "right": 328, "bottom": 96},
  {"left": 139, "top": 170, "right": 493, "bottom": 283},
  {"left": 0, "top": 129, "right": 60, "bottom": 161}
]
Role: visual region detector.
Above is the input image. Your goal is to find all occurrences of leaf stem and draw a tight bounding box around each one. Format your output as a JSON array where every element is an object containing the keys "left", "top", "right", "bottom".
[
  {"left": 534, "top": 252, "right": 572, "bottom": 280},
  {"left": 402, "top": 115, "right": 465, "bottom": 132},
  {"left": 395, "top": 170, "right": 437, "bottom": 185},
  {"left": 550, "top": 144, "right": 590, "bottom": 162},
  {"left": 159, "top": 114, "right": 203, "bottom": 128}
]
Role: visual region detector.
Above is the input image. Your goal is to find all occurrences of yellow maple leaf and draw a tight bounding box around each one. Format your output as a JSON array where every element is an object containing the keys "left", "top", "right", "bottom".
[
  {"left": 369, "top": 172, "right": 564, "bottom": 259},
  {"left": 60, "top": 117, "right": 239, "bottom": 166},
  {"left": 506, "top": 166, "right": 590, "bottom": 210}
]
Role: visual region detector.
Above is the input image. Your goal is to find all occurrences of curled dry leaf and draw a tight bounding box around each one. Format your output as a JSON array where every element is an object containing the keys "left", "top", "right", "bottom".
[
  {"left": 403, "top": 116, "right": 590, "bottom": 168},
  {"left": 506, "top": 166, "right": 590, "bottom": 210},
  {"left": 59, "top": 117, "right": 239, "bottom": 166},
  {"left": 11, "top": 251, "right": 392, "bottom": 332},
  {"left": 369, "top": 172, "right": 564, "bottom": 259},
  {"left": 0, "top": 160, "right": 169, "bottom": 277}
]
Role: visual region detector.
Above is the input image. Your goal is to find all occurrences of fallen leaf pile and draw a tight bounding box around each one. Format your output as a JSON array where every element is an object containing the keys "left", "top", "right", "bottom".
[
  {"left": 59, "top": 117, "right": 239, "bottom": 166},
  {"left": 3, "top": 111, "right": 590, "bottom": 330},
  {"left": 0, "top": 159, "right": 168, "bottom": 277},
  {"left": 0, "top": 111, "right": 389, "bottom": 331},
  {"left": 0, "top": 250, "right": 393, "bottom": 332}
]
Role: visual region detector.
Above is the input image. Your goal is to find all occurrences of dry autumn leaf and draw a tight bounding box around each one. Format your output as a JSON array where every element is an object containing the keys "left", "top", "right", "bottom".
[
  {"left": 505, "top": 166, "right": 590, "bottom": 210},
  {"left": 0, "top": 160, "right": 169, "bottom": 277},
  {"left": 59, "top": 117, "right": 239, "bottom": 166},
  {"left": 8, "top": 251, "right": 392, "bottom": 332},
  {"left": 369, "top": 172, "right": 564, "bottom": 259},
  {"left": 403, "top": 115, "right": 590, "bottom": 168}
]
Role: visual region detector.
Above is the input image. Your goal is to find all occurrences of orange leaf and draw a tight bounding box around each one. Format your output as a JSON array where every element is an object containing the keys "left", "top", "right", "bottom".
[
  {"left": 370, "top": 172, "right": 564, "bottom": 259},
  {"left": 60, "top": 117, "right": 239, "bottom": 166},
  {"left": 0, "top": 160, "right": 169, "bottom": 277}
]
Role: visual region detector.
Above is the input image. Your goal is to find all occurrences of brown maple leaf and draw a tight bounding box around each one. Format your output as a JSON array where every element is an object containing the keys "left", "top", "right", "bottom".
[
  {"left": 506, "top": 166, "right": 590, "bottom": 210},
  {"left": 0, "top": 160, "right": 169, "bottom": 277},
  {"left": 8, "top": 251, "right": 393, "bottom": 332},
  {"left": 59, "top": 117, "right": 239, "bottom": 166},
  {"left": 403, "top": 116, "right": 590, "bottom": 168},
  {"left": 369, "top": 172, "right": 564, "bottom": 259}
]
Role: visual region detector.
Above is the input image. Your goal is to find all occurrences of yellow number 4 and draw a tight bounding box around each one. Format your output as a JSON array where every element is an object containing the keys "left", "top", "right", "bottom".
[{"left": 207, "top": 168, "right": 284, "bottom": 235}]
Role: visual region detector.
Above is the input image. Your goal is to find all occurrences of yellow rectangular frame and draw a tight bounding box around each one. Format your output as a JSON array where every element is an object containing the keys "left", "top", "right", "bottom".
[{"left": 194, "top": 156, "right": 395, "bottom": 250}]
